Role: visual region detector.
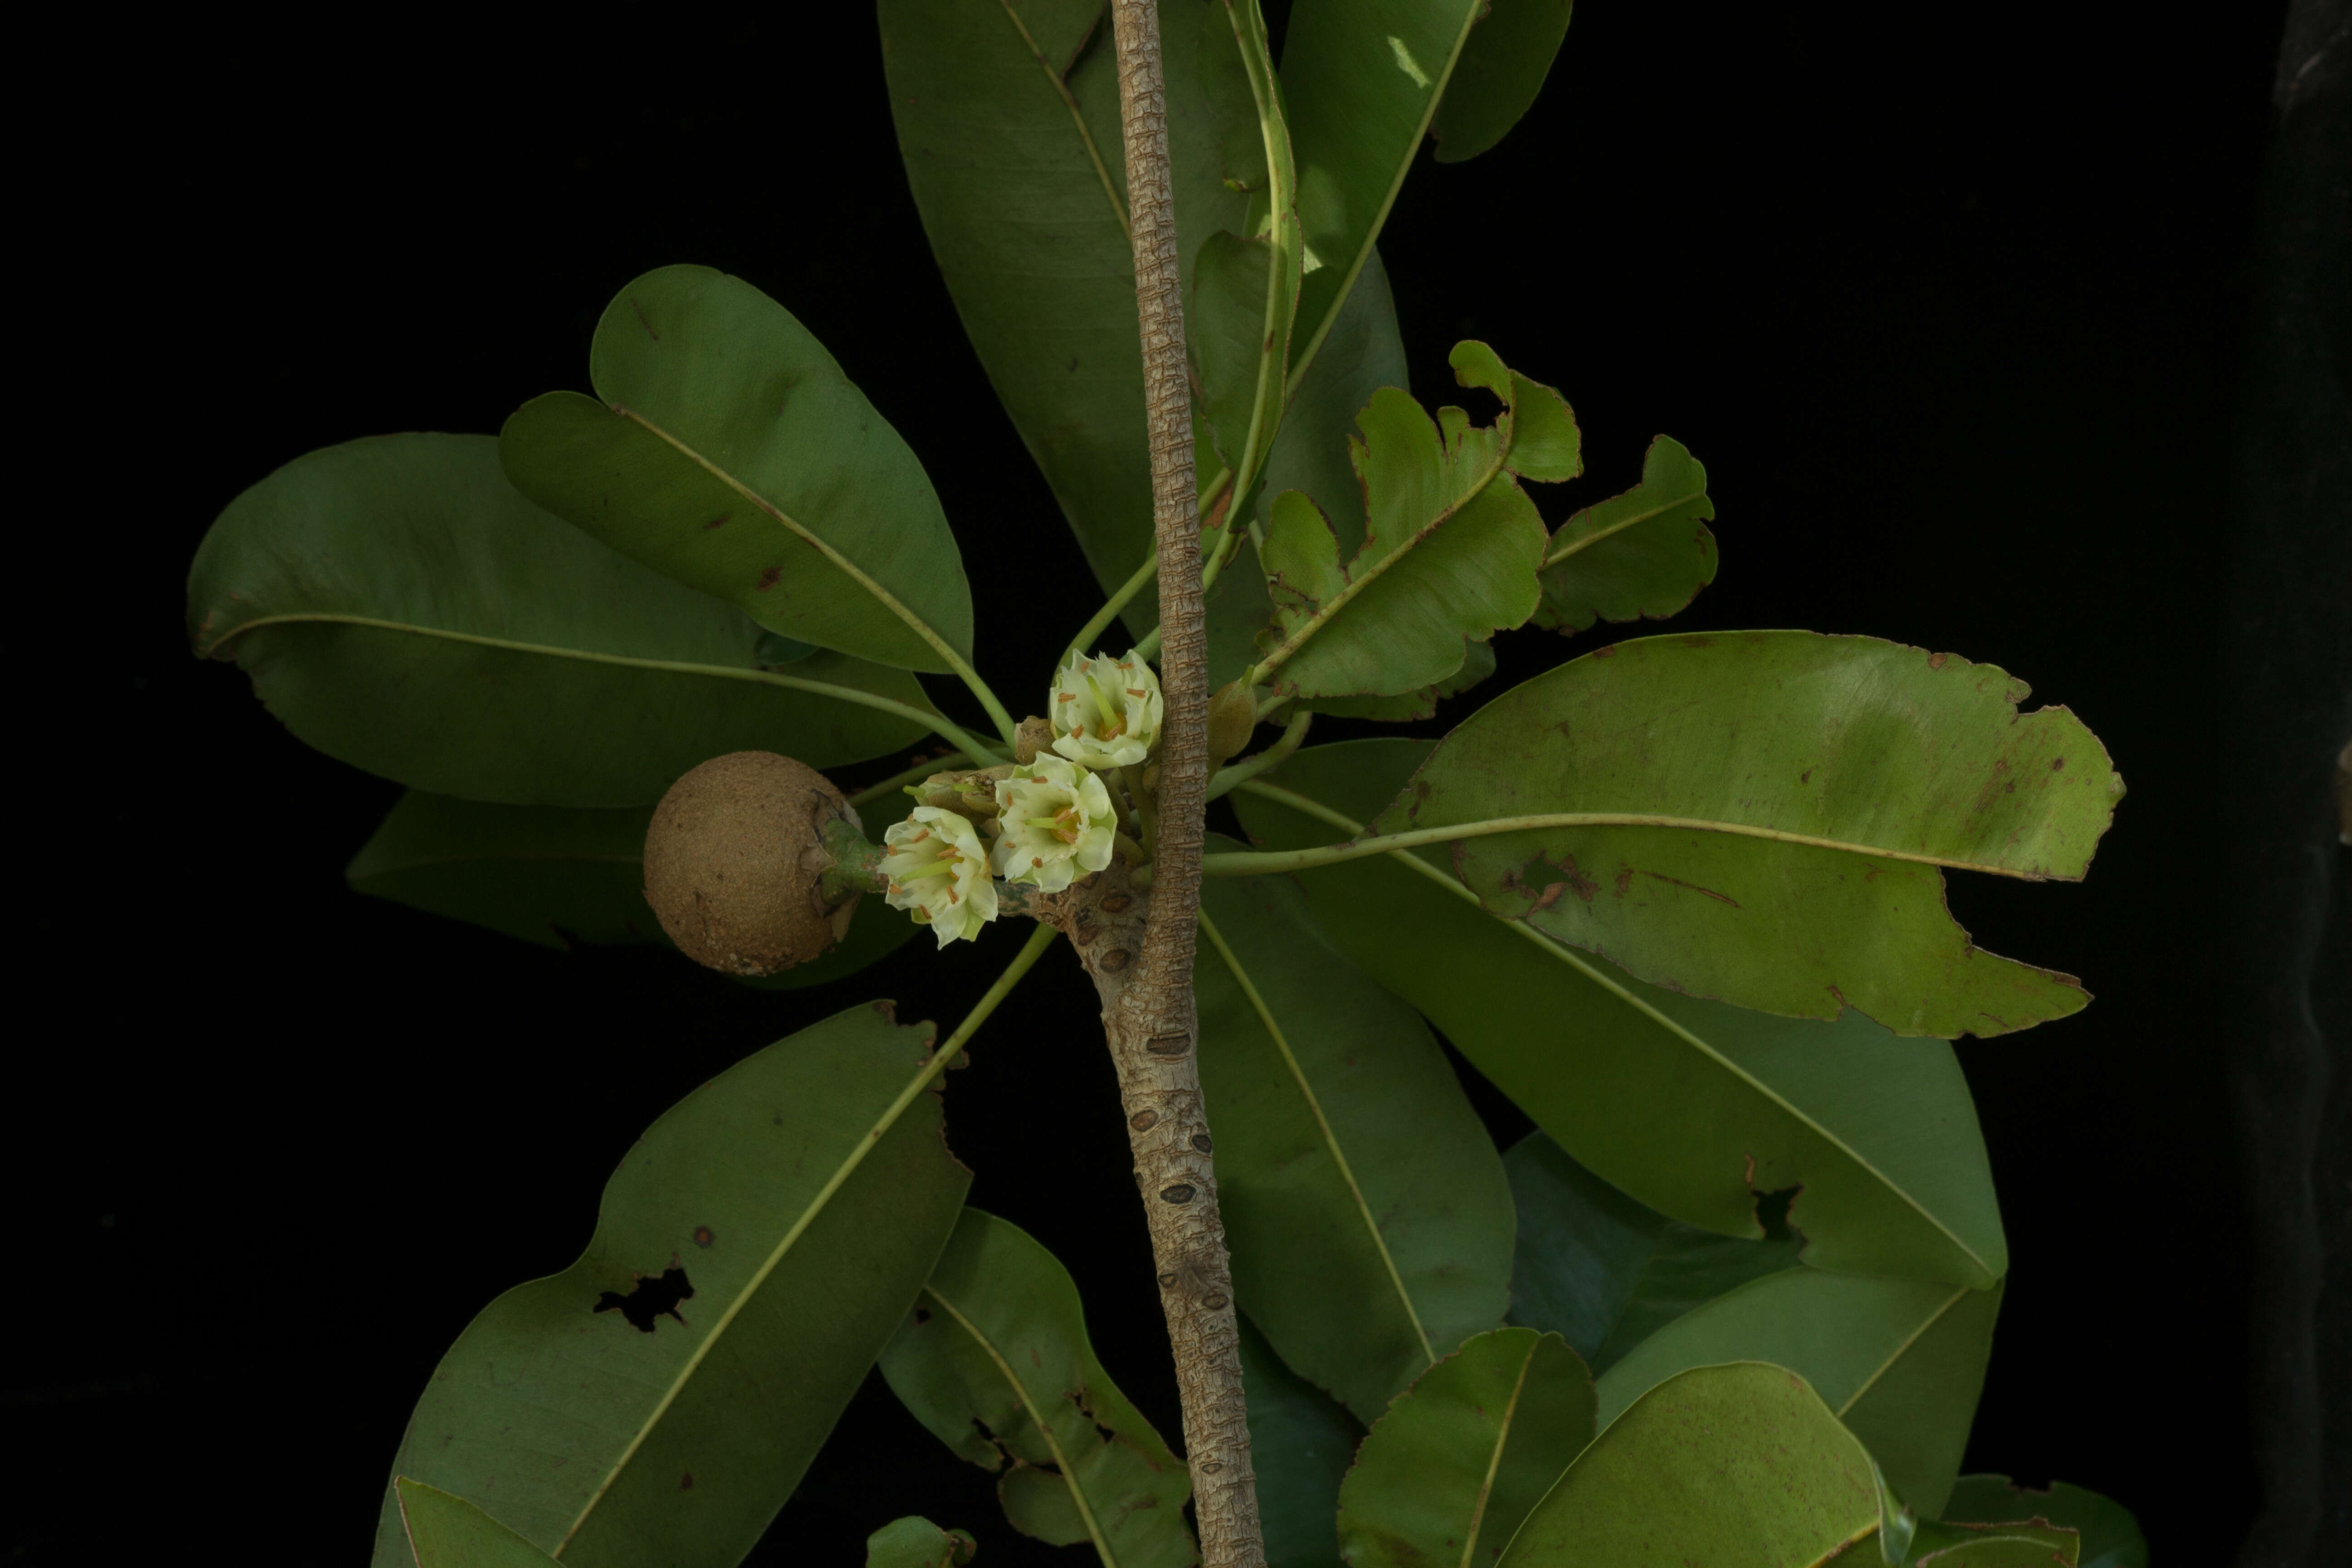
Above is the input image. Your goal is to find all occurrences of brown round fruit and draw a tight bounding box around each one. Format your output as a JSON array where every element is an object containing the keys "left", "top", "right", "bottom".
[{"left": 643, "top": 751, "right": 861, "bottom": 976}]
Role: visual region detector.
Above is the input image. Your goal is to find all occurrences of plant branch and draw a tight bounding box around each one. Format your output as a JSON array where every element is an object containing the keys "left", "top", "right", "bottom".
[{"left": 1101, "top": 5, "right": 1262, "bottom": 1565}]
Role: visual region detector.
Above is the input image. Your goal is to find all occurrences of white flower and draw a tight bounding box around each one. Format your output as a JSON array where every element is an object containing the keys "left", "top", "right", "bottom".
[
  {"left": 989, "top": 756, "right": 1117, "bottom": 893},
  {"left": 882, "top": 807, "right": 999, "bottom": 946},
  {"left": 1050, "top": 648, "right": 1163, "bottom": 770}
]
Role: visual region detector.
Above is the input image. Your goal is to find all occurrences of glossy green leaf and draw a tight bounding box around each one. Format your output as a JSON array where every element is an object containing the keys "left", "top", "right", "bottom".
[
  {"left": 1382, "top": 632, "right": 2122, "bottom": 1036},
  {"left": 1431, "top": 0, "right": 1575, "bottom": 163},
  {"left": 1907, "top": 1526, "right": 2079, "bottom": 1567},
  {"left": 1596, "top": 1271, "right": 2003, "bottom": 1518},
  {"left": 881, "top": 1208, "right": 1197, "bottom": 1568},
  {"left": 1336, "top": 1328, "right": 1594, "bottom": 1568},
  {"left": 1239, "top": 1316, "right": 1362, "bottom": 1568},
  {"left": 394, "top": 1480, "right": 560, "bottom": 1568},
  {"left": 866, "top": 1517, "right": 980, "bottom": 1568},
  {"left": 877, "top": 0, "right": 1252, "bottom": 617},
  {"left": 1534, "top": 435, "right": 1717, "bottom": 634},
  {"left": 1196, "top": 860, "right": 1515, "bottom": 1421},
  {"left": 1253, "top": 249, "right": 1410, "bottom": 559},
  {"left": 499, "top": 265, "right": 972, "bottom": 675},
  {"left": 367, "top": 1004, "right": 971, "bottom": 1568},
  {"left": 345, "top": 789, "right": 917, "bottom": 989},
  {"left": 1937, "top": 1478, "right": 2142, "bottom": 1568},
  {"left": 1190, "top": 1, "right": 1303, "bottom": 499},
  {"left": 1280, "top": 1, "right": 1483, "bottom": 388},
  {"left": 1233, "top": 740, "right": 2008, "bottom": 1288},
  {"left": 1497, "top": 1363, "right": 1882, "bottom": 1568},
  {"left": 1298, "top": 641, "right": 1494, "bottom": 724},
  {"left": 1255, "top": 345, "right": 1559, "bottom": 701},
  {"left": 1504, "top": 1132, "right": 1798, "bottom": 1376},
  {"left": 187, "top": 435, "right": 936, "bottom": 806}
]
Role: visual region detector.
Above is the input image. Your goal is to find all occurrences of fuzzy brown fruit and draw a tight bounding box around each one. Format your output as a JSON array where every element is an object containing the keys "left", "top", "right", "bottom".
[{"left": 644, "top": 751, "right": 862, "bottom": 975}]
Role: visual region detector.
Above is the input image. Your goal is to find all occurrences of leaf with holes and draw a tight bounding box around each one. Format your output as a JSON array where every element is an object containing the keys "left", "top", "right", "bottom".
[
  {"left": 865, "top": 1517, "right": 980, "bottom": 1568},
  {"left": 186, "top": 435, "right": 936, "bottom": 805},
  {"left": 880, "top": 1208, "right": 1197, "bottom": 1568},
  {"left": 1233, "top": 740, "right": 2008, "bottom": 1289},
  {"left": 1931, "top": 1478, "right": 2141, "bottom": 1568},
  {"left": 1336, "top": 1328, "right": 1595, "bottom": 1568},
  {"left": 1375, "top": 632, "right": 2122, "bottom": 1037},
  {"left": 1239, "top": 1317, "right": 1362, "bottom": 1568},
  {"left": 1504, "top": 1132, "right": 1799, "bottom": 1376},
  {"left": 1280, "top": 1, "right": 1484, "bottom": 385},
  {"left": 1196, "top": 855, "right": 1515, "bottom": 1422},
  {"left": 1431, "top": 0, "right": 1576, "bottom": 163},
  {"left": 1906, "top": 1524, "right": 2082, "bottom": 1567},
  {"left": 394, "top": 1480, "right": 560, "bottom": 1568},
  {"left": 367, "top": 1004, "right": 970, "bottom": 1568},
  {"left": 877, "top": 0, "right": 1252, "bottom": 626},
  {"left": 1497, "top": 1363, "right": 1883, "bottom": 1568},
  {"left": 1535, "top": 435, "right": 1717, "bottom": 635},
  {"left": 1254, "top": 344, "right": 1568, "bottom": 701},
  {"left": 1596, "top": 1270, "right": 2001, "bottom": 1519},
  {"left": 499, "top": 265, "right": 973, "bottom": 675},
  {"left": 345, "top": 790, "right": 917, "bottom": 988}
]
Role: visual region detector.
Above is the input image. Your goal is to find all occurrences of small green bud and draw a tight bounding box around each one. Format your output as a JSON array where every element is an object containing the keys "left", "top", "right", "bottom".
[{"left": 1206, "top": 680, "right": 1258, "bottom": 771}]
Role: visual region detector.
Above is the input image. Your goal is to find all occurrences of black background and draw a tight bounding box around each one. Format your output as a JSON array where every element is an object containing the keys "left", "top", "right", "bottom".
[{"left": 15, "top": 2, "right": 2312, "bottom": 1563}]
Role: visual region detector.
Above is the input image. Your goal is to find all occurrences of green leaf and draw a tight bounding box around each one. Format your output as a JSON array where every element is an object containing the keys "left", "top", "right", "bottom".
[
  {"left": 1190, "top": 1, "right": 1304, "bottom": 498},
  {"left": 866, "top": 1517, "right": 980, "bottom": 1568},
  {"left": 367, "top": 1004, "right": 971, "bottom": 1568},
  {"left": 1504, "top": 1133, "right": 1798, "bottom": 1376},
  {"left": 1431, "top": 0, "right": 1575, "bottom": 164},
  {"left": 1232, "top": 740, "right": 2009, "bottom": 1288},
  {"left": 499, "top": 265, "right": 973, "bottom": 674},
  {"left": 880, "top": 1208, "right": 1197, "bottom": 1568},
  {"left": 345, "top": 789, "right": 918, "bottom": 989},
  {"left": 188, "top": 435, "right": 936, "bottom": 805},
  {"left": 877, "top": 0, "right": 1253, "bottom": 621},
  {"left": 394, "top": 1479, "right": 560, "bottom": 1568},
  {"left": 1196, "top": 860, "right": 1515, "bottom": 1422},
  {"left": 1907, "top": 1525, "right": 2080, "bottom": 1567},
  {"left": 1238, "top": 1316, "right": 1362, "bottom": 1568},
  {"left": 1253, "top": 249, "right": 1410, "bottom": 559},
  {"left": 1255, "top": 345, "right": 1558, "bottom": 701},
  {"left": 1534, "top": 436, "right": 1717, "bottom": 634},
  {"left": 1496, "top": 1363, "right": 1882, "bottom": 1568},
  {"left": 1595, "top": 1271, "right": 2002, "bottom": 1519},
  {"left": 1381, "top": 631, "right": 2122, "bottom": 1036},
  {"left": 1937, "top": 1478, "right": 2142, "bottom": 1568},
  {"left": 1336, "top": 1328, "right": 1595, "bottom": 1568},
  {"left": 1280, "top": 1, "right": 1484, "bottom": 389},
  {"left": 1298, "top": 641, "right": 1496, "bottom": 724}
]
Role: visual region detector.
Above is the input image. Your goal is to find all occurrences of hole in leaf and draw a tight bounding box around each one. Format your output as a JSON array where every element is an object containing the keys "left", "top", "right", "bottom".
[
  {"left": 594, "top": 1265, "right": 694, "bottom": 1332},
  {"left": 1752, "top": 1186, "right": 1802, "bottom": 1243}
]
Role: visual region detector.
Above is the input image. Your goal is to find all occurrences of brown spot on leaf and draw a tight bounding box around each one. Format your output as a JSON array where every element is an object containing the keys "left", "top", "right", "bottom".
[
  {"left": 1614, "top": 867, "right": 1635, "bottom": 897},
  {"left": 1928, "top": 652, "right": 1950, "bottom": 670},
  {"left": 2051, "top": 757, "right": 2066, "bottom": 771},
  {"left": 702, "top": 514, "right": 730, "bottom": 530},
  {"left": 679, "top": 1471, "right": 693, "bottom": 1490},
  {"left": 692, "top": 1226, "right": 715, "bottom": 1248},
  {"left": 757, "top": 567, "right": 782, "bottom": 591},
  {"left": 1642, "top": 870, "right": 1742, "bottom": 907}
]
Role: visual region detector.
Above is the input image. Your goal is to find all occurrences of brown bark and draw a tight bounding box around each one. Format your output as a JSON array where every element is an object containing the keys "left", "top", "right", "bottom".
[{"left": 1098, "top": 4, "right": 1262, "bottom": 1566}]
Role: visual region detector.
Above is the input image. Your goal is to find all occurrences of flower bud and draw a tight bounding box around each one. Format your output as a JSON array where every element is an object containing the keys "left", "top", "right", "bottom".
[
  {"left": 1050, "top": 649, "right": 1163, "bottom": 770},
  {"left": 1205, "top": 680, "right": 1259, "bottom": 771}
]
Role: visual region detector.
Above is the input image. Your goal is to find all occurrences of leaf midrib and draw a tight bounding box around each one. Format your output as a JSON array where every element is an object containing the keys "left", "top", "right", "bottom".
[
  {"left": 1255, "top": 439, "right": 1509, "bottom": 684},
  {"left": 1458, "top": 1338, "right": 1539, "bottom": 1568},
  {"left": 921, "top": 1283, "right": 1123, "bottom": 1568},
  {"left": 997, "top": 0, "right": 1130, "bottom": 243},
  {"left": 551, "top": 1044, "right": 966, "bottom": 1556},
  {"left": 199, "top": 611, "right": 978, "bottom": 755},
  {"left": 1539, "top": 488, "right": 1704, "bottom": 571},
  {"left": 1233, "top": 779, "right": 2001, "bottom": 1286},
  {"left": 1197, "top": 905, "right": 1437, "bottom": 1366},
  {"left": 1281, "top": 4, "right": 1485, "bottom": 402}
]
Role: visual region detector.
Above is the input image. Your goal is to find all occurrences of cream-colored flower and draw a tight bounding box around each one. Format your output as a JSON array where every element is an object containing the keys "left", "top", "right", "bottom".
[
  {"left": 1050, "top": 648, "right": 1163, "bottom": 770},
  {"left": 882, "top": 807, "right": 998, "bottom": 946},
  {"left": 989, "top": 756, "right": 1117, "bottom": 892}
]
